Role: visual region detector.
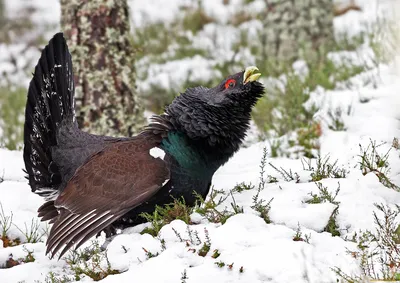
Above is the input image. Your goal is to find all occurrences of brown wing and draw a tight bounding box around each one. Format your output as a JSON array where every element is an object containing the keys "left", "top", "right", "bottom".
[{"left": 45, "top": 137, "right": 169, "bottom": 259}]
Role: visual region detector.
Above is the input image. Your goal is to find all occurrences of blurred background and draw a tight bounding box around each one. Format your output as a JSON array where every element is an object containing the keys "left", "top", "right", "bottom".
[{"left": 0, "top": 0, "right": 397, "bottom": 157}]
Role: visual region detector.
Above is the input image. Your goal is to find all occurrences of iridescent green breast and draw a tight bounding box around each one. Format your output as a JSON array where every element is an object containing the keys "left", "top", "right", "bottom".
[{"left": 160, "top": 131, "right": 219, "bottom": 180}]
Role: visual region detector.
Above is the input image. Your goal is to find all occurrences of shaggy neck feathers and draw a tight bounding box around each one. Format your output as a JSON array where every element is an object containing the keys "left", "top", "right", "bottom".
[{"left": 143, "top": 82, "right": 264, "bottom": 166}]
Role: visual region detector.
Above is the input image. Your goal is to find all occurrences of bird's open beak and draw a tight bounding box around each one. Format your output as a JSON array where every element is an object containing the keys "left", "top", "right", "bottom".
[{"left": 243, "top": 66, "right": 261, "bottom": 84}]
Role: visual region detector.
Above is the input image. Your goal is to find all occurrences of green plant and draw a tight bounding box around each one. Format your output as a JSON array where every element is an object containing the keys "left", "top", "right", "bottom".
[
  {"left": 64, "top": 241, "right": 120, "bottom": 281},
  {"left": 305, "top": 182, "right": 340, "bottom": 206},
  {"left": 142, "top": 247, "right": 159, "bottom": 259},
  {"left": 0, "top": 203, "right": 21, "bottom": 247},
  {"left": 170, "top": 224, "right": 246, "bottom": 275},
  {"left": 267, "top": 175, "right": 278, "bottom": 183},
  {"left": 44, "top": 272, "right": 72, "bottom": 283},
  {"left": 304, "top": 182, "right": 341, "bottom": 237},
  {"left": 140, "top": 197, "right": 193, "bottom": 236},
  {"left": 293, "top": 223, "right": 311, "bottom": 243},
  {"left": 332, "top": 31, "right": 366, "bottom": 53},
  {"left": 248, "top": 147, "right": 273, "bottom": 224},
  {"left": 214, "top": 260, "right": 240, "bottom": 272},
  {"left": 327, "top": 106, "right": 350, "bottom": 131},
  {"left": 22, "top": 247, "right": 35, "bottom": 263},
  {"left": 2, "top": 246, "right": 35, "bottom": 269},
  {"left": 367, "top": 16, "right": 400, "bottom": 67},
  {"left": 252, "top": 73, "right": 317, "bottom": 139},
  {"left": 333, "top": 204, "right": 400, "bottom": 281},
  {"left": 181, "top": 269, "right": 188, "bottom": 283},
  {"left": 0, "top": 203, "right": 12, "bottom": 239},
  {"left": 0, "top": 86, "right": 26, "bottom": 150},
  {"left": 302, "top": 155, "right": 348, "bottom": 182},
  {"left": 198, "top": 228, "right": 211, "bottom": 257},
  {"left": 232, "top": 182, "right": 254, "bottom": 193},
  {"left": 324, "top": 206, "right": 340, "bottom": 237},
  {"left": 14, "top": 218, "right": 45, "bottom": 243},
  {"left": 195, "top": 188, "right": 236, "bottom": 224},
  {"left": 292, "top": 122, "right": 321, "bottom": 158},
  {"left": 269, "top": 163, "right": 300, "bottom": 183},
  {"left": 186, "top": 225, "right": 201, "bottom": 245},
  {"left": 358, "top": 140, "right": 399, "bottom": 191},
  {"left": 212, "top": 249, "right": 220, "bottom": 259},
  {"left": 182, "top": 2, "right": 215, "bottom": 34},
  {"left": 229, "top": 191, "right": 243, "bottom": 215},
  {"left": 258, "top": 147, "right": 267, "bottom": 191},
  {"left": 392, "top": 137, "right": 399, "bottom": 150},
  {"left": 269, "top": 139, "right": 282, "bottom": 158}
]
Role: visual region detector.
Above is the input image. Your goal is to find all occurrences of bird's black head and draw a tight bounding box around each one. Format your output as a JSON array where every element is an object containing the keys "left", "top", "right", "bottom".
[{"left": 165, "top": 66, "right": 265, "bottom": 155}]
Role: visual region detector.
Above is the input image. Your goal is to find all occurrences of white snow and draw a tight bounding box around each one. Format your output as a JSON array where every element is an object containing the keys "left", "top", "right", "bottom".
[
  {"left": 139, "top": 56, "right": 221, "bottom": 94},
  {"left": 149, "top": 147, "right": 166, "bottom": 160},
  {"left": 1, "top": 0, "right": 400, "bottom": 282}
]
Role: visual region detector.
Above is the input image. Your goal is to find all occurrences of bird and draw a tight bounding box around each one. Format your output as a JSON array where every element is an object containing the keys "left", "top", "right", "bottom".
[{"left": 23, "top": 32, "right": 264, "bottom": 259}]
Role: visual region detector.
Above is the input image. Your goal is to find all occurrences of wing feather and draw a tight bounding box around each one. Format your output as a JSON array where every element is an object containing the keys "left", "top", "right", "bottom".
[
  {"left": 45, "top": 136, "right": 169, "bottom": 259},
  {"left": 57, "top": 213, "right": 124, "bottom": 259},
  {"left": 46, "top": 210, "right": 97, "bottom": 250}
]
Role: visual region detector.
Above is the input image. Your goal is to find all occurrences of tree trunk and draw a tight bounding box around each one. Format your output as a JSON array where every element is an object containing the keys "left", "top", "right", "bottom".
[
  {"left": 60, "top": 0, "right": 144, "bottom": 137},
  {"left": 261, "top": 0, "right": 334, "bottom": 63},
  {"left": 0, "top": 0, "right": 4, "bottom": 26}
]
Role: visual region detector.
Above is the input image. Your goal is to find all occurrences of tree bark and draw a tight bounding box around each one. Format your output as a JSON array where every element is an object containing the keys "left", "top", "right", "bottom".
[
  {"left": 261, "top": 0, "right": 334, "bottom": 63},
  {"left": 60, "top": 0, "right": 144, "bottom": 137},
  {"left": 0, "top": 0, "right": 4, "bottom": 26}
]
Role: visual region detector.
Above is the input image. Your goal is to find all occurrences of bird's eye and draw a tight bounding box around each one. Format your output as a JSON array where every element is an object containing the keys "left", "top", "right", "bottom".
[{"left": 225, "top": 79, "right": 236, "bottom": 89}]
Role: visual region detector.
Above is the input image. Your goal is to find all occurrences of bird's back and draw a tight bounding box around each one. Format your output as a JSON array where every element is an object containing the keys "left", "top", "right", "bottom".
[{"left": 51, "top": 122, "right": 123, "bottom": 191}]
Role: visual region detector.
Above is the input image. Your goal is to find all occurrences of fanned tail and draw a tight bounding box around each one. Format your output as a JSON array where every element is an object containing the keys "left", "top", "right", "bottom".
[{"left": 23, "top": 32, "right": 75, "bottom": 200}]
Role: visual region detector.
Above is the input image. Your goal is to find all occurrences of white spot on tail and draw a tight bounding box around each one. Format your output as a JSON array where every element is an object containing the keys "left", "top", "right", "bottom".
[
  {"left": 150, "top": 147, "right": 166, "bottom": 160},
  {"left": 163, "top": 179, "right": 170, "bottom": 187}
]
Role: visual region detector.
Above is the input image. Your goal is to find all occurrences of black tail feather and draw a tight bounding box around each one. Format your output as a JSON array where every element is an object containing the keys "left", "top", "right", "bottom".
[{"left": 23, "top": 32, "right": 75, "bottom": 199}]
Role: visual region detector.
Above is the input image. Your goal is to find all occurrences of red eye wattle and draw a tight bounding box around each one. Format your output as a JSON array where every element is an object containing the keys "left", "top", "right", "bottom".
[{"left": 225, "top": 79, "right": 236, "bottom": 89}]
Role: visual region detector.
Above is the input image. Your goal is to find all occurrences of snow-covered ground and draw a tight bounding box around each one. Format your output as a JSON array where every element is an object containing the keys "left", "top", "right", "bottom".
[
  {"left": 2, "top": 61, "right": 400, "bottom": 282},
  {"left": 1, "top": 0, "right": 400, "bottom": 282}
]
